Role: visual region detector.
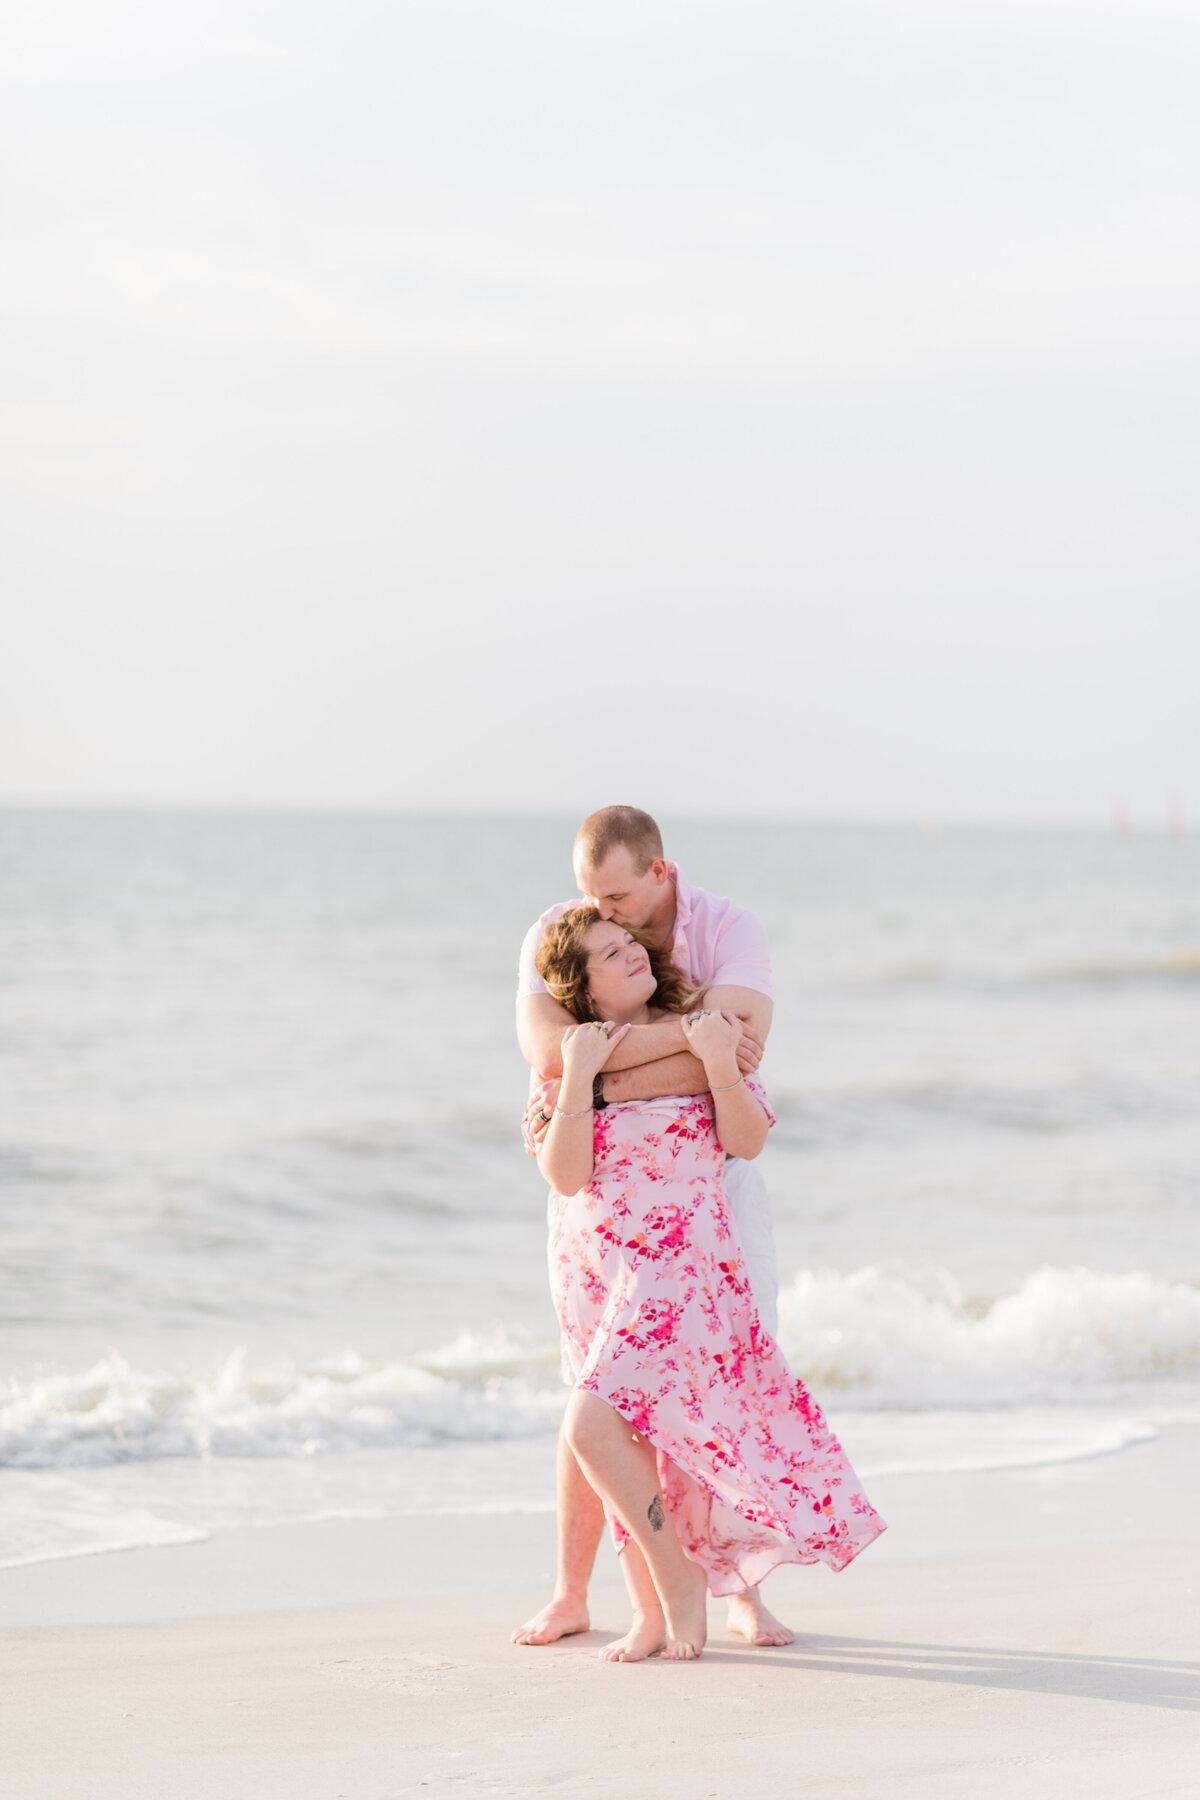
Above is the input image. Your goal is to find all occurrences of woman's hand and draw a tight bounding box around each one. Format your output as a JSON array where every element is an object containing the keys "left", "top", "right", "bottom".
[
  {"left": 680, "top": 1008, "right": 743, "bottom": 1072},
  {"left": 560, "top": 1020, "right": 630, "bottom": 1084}
]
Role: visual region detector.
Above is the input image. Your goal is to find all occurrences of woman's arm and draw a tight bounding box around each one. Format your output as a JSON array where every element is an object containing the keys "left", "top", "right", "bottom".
[
  {"left": 680, "top": 1012, "right": 770, "bottom": 1160},
  {"left": 536, "top": 1021, "right": 629, "bottom": 1194}
]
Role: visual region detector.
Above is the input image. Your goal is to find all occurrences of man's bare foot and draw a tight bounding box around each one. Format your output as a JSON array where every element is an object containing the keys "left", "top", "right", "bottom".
[
  {"left": 511, "top": 1596, "right": 590, "bottom": 1646},
  {"left": 599, "top": 1606, "right": 667, "bottom": 1663},
  {"left": 660, "top": 1559, "right": 709, "bottom": 1662},
  {"left": 725, "top": 1587, "right": 795, "bottom": 1647}
]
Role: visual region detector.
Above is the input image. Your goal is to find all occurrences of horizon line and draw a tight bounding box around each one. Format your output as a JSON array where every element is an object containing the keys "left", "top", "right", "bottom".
[{"left": 0, "top": 797, "right": 1188, "bottom": 834}]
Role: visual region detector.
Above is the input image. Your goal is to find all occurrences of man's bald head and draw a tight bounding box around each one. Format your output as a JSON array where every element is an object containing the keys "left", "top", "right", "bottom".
[{"left": 573, "top": 806, "right": 663, "bottom": 877}]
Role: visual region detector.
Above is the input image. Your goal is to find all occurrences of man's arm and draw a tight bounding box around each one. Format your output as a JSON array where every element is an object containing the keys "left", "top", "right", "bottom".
[
  {"left": 518, "top": 994, "right": 766, "bottom": 1083},
  {"left": 519, "top": 994, "right": 697, "bottom": 1081},
  {"left": 602, "top": 1051, "right": 709, "bottom": 1101},
  {"left": 602, "top": 988, "right": 772, "bottom": 1102},
  {"left": 704, "top": 985, "right": 773, "bottom": 1048}
]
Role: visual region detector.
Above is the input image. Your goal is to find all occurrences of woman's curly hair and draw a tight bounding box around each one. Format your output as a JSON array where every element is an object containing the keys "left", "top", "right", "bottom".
[{"left": 534, "top": 904, "right": 705, "bottom": 1024}]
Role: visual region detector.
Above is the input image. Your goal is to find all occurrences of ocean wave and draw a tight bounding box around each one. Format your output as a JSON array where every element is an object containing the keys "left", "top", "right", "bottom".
[
  {"left": 851, "top": 950, "right": 1200, "bottom": 992},
  {"left": 0, "top": 1340, "right": 564, "bottom": 1470},
  {"left": 776, "top": 1266, "right": 1200, "bottom": 1407},
  {"left": 1041, "top": 951, "right": 1200, "bottom": 986},
  {"left": 0, "top": 1471, "right": 208, "bottom": 1569},
  {"left": 769, "top": 1074, "right": 1182, "bottom": 1143},
  {"left": 3, "top": 1268, "right": 1198, "bottom": 1470}
]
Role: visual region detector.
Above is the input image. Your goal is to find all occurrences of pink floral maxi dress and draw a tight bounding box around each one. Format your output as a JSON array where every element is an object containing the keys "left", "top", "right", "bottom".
[{"left": 546, "top": 1087, "right": 886, "bottom": 1593}]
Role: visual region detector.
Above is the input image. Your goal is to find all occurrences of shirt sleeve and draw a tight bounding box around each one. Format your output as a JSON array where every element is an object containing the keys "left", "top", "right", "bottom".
[
  {"left": 743, "top": 1074, "right": 776, "bottom": 1129},
  {"left": 516, "top": 917, "right": 549, "bottom": 1002},
  {"left": 708, "top": 906, "right": 773, "bottom": 1000}
]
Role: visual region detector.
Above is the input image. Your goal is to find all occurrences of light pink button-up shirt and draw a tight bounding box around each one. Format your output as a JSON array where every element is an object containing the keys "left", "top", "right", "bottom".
[{"left": 516, "top": 861, "right": 772, "bottom": 1003}]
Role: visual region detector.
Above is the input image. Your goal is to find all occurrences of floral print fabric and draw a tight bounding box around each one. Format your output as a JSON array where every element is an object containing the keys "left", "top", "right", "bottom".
[{"left": 547, "top": 1086, "right": 886, "bottom": 1594}]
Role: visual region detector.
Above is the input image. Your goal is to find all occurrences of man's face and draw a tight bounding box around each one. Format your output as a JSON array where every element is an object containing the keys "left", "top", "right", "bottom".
[{"left": 574, "top": 845, "right": 666, "bottom": 931}]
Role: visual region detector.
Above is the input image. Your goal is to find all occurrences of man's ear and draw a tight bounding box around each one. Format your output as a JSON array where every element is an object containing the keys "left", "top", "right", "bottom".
[{"left": 649, "top": 859, "right": 669, "bottom": 885}]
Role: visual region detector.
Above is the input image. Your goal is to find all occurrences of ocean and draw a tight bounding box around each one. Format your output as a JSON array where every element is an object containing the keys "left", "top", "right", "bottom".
[{"left": 1, "top": 807, "right": 1198, "bottom": 1569}]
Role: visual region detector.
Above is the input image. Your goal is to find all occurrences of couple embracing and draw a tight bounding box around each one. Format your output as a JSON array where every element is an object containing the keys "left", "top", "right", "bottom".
[{"left": 511, "top": 806, "right": 884, "bottom": 1663}]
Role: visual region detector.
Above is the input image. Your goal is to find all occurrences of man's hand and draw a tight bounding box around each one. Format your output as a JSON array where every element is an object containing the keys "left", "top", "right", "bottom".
[
  {"left": 735, "top": 1014, "right": 764, "bottom": 1074},
  {"left": 524, "top": 1077, "right": 560, "bottom": 1146}
]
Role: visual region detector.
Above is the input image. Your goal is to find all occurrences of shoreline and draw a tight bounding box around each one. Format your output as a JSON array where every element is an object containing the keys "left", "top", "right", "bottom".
[
  {"left": 3, "top": 1401, "right": 1197, "bottom": 1799},
  {"left": 4, "top": 1422, "right": 1198, "bottom": 1631}
]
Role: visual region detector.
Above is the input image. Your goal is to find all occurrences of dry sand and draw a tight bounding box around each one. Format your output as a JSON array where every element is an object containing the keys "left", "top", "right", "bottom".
[
  {"left": 3, "top": 1534, "right": 1197, "bottom": 1800},
  {"left": 5, "top": 1434, "right": 1200, "bottom": 1797}
]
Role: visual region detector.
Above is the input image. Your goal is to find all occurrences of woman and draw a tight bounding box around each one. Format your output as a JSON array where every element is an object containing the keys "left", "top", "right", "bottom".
[{"left": 533, "top": 906, "right": 885, "bottom": 1663}]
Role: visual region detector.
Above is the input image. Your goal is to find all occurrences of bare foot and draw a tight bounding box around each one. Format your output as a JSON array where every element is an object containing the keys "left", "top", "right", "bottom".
[
  {"left": 599, "top": 1607, "right": 667, "bottom": 1663},
  {"left": 511, "top": 1596, "right": 590, "bottom": 1646},
  {"left": 726, "top": 1587, "right": 795, "bottom": 1647},
  {"left": 660, "top": 1559, "right": 709, "bottom": 1662}
]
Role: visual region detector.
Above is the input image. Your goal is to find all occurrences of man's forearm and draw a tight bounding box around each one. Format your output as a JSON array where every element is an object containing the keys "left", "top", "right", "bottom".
[
  {"left": 602, "top": 1051, "right": 709, "bottom": 1102},
  {"left": 597, "top": 1016, "right": 687, "bottom": 1072}
]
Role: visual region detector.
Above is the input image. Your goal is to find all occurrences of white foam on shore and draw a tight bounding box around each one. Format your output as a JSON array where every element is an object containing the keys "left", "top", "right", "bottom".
[
  {"left": 0, "top": 1471, "right": 208, "bottom": 1570},
  {"left": 0, "top": 1342, "right": 565, "bottom": 1471},
  {"left": 776, "top": 1265, "right": 1200, "bottom": 1408},
  {"left": 2, "top": 1267, "right": 1198, "bottom": 1474},
  {"left": 0, "top": 1407, "right": 1170, "bottom": 1573},
  {"left": 847, "top": 1408, "right": 1158, "bottom": 1476}
]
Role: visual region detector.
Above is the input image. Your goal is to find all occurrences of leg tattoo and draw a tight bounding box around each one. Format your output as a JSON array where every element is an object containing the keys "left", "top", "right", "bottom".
[{"left": 648, "top": 1493, "right": 665, "bottom": 1532}]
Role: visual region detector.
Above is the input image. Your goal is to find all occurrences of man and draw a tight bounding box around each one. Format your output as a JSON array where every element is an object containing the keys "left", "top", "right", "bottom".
[{"left": 511, "top": 804, "right": 793, "bottom": 1650}]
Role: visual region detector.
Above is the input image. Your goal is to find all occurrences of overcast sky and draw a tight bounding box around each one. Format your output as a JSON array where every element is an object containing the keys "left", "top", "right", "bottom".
[{"left": 2, "top": 0, "right": 1196, "bottom": 823}]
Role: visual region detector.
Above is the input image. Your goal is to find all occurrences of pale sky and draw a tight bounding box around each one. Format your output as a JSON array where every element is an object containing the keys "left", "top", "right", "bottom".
[{"left": 2, "top": 0, "right": 1197, "bottom": 823}]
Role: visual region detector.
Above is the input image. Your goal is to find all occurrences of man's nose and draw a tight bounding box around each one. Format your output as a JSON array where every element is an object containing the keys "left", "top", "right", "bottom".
[{"left": 595, "top": 900, "right": 614, "bottom": 920}]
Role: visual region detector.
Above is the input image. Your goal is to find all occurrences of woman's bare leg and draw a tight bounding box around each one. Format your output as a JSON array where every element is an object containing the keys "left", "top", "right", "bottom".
[{"left": 564, "top": 1390, "right": 708, "bottom": 1661}]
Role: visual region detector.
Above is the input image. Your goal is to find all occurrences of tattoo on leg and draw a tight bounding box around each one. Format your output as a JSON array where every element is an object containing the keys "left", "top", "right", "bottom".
[{"left": 648, "top": 1493, "right": 665, "bottom": 1532}]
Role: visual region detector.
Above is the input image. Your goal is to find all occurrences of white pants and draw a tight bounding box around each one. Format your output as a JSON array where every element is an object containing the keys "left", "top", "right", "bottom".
[{"left": 722, "top": 1155, "right": 780, "bottom": 1340}]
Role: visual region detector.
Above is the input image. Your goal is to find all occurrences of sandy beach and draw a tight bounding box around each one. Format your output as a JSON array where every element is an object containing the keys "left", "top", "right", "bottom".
[
  {"left": 4, "top": 1436, "right": 1198, "bottom": 1799},
  {"left": 4, "top": 1539, "right": 1196, "bottom": 1800}
]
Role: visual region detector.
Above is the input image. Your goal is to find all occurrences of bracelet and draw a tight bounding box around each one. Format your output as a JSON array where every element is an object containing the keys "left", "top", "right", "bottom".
[
  {"left": 710, "top": 1074, "right": 744, "bottom": 1092},
  {"left": 554, "top": 1103, "right": 594, "bottom": 1117}
]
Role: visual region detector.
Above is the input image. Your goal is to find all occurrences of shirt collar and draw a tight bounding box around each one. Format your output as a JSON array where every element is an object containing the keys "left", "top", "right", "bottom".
[{"left": 664, "top": 860, "right": 693, "bottom": 929}]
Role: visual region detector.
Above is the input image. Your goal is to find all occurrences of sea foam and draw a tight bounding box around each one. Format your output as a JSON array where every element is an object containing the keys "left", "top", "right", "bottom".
[
  {"left": 776, "top": 1265, "right": 1200, "bottom": 1407},
  {"left": 2, "top": 1267, "right": 1197, "bottom": 1471}
]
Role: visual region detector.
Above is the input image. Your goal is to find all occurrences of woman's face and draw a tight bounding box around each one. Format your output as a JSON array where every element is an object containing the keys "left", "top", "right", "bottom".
[{"left": 582, "top": 921, "right": 657, "bottom": 1019}]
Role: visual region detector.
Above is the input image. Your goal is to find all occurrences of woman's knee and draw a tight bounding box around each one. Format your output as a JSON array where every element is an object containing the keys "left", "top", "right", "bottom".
[{"left": 563, "top": 1391, "right": 618, "bottom": 1463}]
